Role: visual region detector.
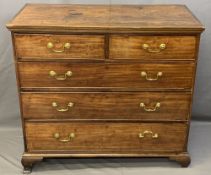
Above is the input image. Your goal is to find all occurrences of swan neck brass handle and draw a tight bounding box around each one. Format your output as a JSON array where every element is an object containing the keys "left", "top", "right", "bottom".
[
  {"left": 49, "top": 70, "right": 72, "bottom": 81},
  {"left": 142, "top": 43, "right": 166, "bottom": 53},
  {"left": 47, "top": 42, "right": 71, "bottom": 53},
  {"left": 140, "top": 102, "right": 160, "bottom": 112},
  {"left": 141, "top": 71, "right": 162, "bottom": 81},
  {"left": 53, "top": 132, "right": 75, "bottom": 142},
  {"left": 52, "top": 102, "right": 74, "bottom": 112},
  {"left": 139, "top": 130, "right": 159, "bottom": 139}
]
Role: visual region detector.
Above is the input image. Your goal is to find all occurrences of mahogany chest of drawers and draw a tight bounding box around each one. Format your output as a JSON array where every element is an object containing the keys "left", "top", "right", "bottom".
[{"left": 7, "top": 4, "right": 204, "bottom": 173}]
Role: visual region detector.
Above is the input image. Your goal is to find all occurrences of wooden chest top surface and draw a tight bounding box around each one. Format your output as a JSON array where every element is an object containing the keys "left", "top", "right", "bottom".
[{"left": 7, "top": 4, "right": 204, "bottom": 33}]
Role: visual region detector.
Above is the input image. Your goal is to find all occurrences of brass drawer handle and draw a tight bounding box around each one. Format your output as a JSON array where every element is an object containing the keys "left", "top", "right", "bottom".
[
  {"left": 49, "top": 70, "right": 72, "bottom": 81},
  {"left": 142, "top": 43, "right": 166, "bottom": 53},
  {"left": 47, "top": 42, "right": 71, "bottom": 53},
  {"left": 53, "top": 132, "right": 75, "bottom": 142},
  {"left": 141, "top": 71, "right": 162, "bottom": 81},
  {"left": 139, "top": 130, "right": 159, "bottom": 139},
  {"left": 52, "top": 102, "right": 74, "bottom": 112},
  {"left": 140, "top": 102, "right": 160, "bottom": 112}
]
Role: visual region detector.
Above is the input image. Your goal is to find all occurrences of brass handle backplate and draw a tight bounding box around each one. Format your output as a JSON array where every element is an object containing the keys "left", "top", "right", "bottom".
[
  {"left": 49, "top": 70, "right": 72, "bottom": 81},
  {"left": 52, "top": 102, "right": 74, "bottom": 112},
  {"left": 47, "top": 42, "right": 71, "bottom": 53},
  {"left": 140, "top": 102, "right": 161, "bottom": 112},
  {"left": 142, "top": 43, "right": 166, "bottom": 53},
  {"left": 53, "top": 132, "right": 75, "bottom": 142},
  {"left": 139, "top": 130, "right": 159, "bottom": 139},
  {"left": 141, "top": 71, "right": 163, "bottom": 81}
]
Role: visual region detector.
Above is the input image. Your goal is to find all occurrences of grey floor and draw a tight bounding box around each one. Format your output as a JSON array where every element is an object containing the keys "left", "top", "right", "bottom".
[{"left": 0, "top": 121, "right": 210, "bottom": 175}]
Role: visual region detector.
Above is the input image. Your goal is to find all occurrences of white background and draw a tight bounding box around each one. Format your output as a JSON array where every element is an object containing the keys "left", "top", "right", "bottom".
[{"left": 0, "top": 1, "right": 211, "bottom": 175}]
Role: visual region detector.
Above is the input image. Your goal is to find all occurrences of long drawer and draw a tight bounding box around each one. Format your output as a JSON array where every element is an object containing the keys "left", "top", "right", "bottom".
[
  {"left": 22, "top": 92, "right": 191, "bottom": 121},
  {"left": 110, "top": 35, "right": 196, "bottom": 60},
  {"left": 25, "top": 122, "right": 187, "bottom": 153},
  {"left": 14, "top": 34, "right": 105, "bottom": 59},
  {"left": 18, "top": 62, "right": 194, "bottom": 89}
]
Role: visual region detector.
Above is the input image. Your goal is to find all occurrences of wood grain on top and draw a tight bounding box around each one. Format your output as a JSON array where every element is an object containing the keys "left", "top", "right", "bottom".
[{"left": 7, "top": 4, "right": 204, "bottom": 33}]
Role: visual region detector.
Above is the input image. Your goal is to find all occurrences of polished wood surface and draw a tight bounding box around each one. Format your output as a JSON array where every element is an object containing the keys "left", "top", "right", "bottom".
[
  {"left": 15, "top": 34, "right": 105, "bottom": 59},
  {"left": 7, "top": 4, "right": 204, "bottom": 172},
  {"left": 21, "top": 92, "right": 191, "bottom": 121},
  {"left": 110, "top": 35, "right": 196, "bottom": 60},
  {"left": 7, "top": 4, "right": 204, "bottom": 33},
  {"left": 18, "top": 62, "right": 194, "bottom": 89},
  {"left": 25, "top": 122, "right": 187, "bottom": 152}
]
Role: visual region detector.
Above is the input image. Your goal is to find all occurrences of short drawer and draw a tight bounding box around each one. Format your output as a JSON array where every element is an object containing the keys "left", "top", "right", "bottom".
[
  {"left": 18, "top": 62, "right": 194, "bottom": 90},
  {"left": 14, "top": 34, "right": 105, "bottom": 59},
  {"left": 25, "top": 122, "right": 187, "bottom": 153},
  {"left": 110, "top": 35, "right": 196, "bottom": 60},
  {"left": 22, "top": 92, "right": 191, "bottom": 121}
]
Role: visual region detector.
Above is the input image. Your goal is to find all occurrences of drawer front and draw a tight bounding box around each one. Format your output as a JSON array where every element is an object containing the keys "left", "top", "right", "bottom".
[
  {"left": 110, "top": 35, "right": 196, "bottom": 60},
  {"left": 25, "top": 122, "right": 187, "bottom": 153},
  {"left": 14, "top": 34, "right": 105, "bottom": 59},
  {"left": 22, "top": 92, "right": 191, "bottom": 121},
  {"left": 18, "top": 62, "right": 194, "bottom": 89}
]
